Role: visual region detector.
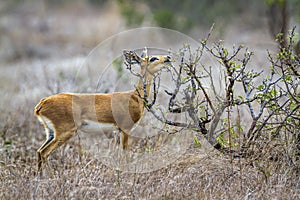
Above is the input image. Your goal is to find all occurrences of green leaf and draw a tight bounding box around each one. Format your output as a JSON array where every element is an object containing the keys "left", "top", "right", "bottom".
[
  {"left": 223, "top": 48, "right": 228, "bottom": 57},
  {"left": 193, "top": 136, "right": 201, "bottom": 148},
  {"left": 257, "top": 84, "right": 264, "bottom": 91}
]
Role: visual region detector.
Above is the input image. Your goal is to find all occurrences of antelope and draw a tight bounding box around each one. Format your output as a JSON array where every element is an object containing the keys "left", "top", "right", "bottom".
[{"left": 34, "top": 49, "right": 171, "bottom": 171}]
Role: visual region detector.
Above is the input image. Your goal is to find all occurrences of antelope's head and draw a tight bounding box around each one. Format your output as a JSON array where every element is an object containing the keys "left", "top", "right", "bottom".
[{"left": 123, "top": 49, "right": 171, "bottom": 75}]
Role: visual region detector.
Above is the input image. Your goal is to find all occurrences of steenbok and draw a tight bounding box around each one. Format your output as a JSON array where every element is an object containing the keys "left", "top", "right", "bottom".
[{"left": 34, "top": 49, "right": 171, "bottom": 171}]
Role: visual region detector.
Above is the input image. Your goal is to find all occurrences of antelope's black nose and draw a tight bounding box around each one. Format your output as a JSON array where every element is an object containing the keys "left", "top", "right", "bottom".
[{"left": 164, "top": 56, "right": 171, "bottom": 63}]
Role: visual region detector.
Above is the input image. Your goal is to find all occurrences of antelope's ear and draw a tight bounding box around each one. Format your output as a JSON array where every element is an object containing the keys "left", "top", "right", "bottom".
[
  {"left": 140, "top": 47, "right": 148, "bottom": 59},
  {"left": 123, "top": 50, "right": 142, "bottom": 64}
]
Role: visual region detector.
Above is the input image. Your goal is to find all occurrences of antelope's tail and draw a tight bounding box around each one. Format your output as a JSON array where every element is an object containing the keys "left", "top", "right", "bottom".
[{"left": 34, "top": 98, "right": 47, "bottom": 116}]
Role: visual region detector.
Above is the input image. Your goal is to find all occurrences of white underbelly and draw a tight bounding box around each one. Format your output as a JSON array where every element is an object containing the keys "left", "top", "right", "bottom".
[{"left": 79, "top": 120, "right": 116, "bottom": 133}]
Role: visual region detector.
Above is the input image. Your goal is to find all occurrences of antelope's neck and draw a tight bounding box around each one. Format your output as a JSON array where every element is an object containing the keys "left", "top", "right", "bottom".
[{"left": 136, "top": 73, "right": 154, "bottom": 98}]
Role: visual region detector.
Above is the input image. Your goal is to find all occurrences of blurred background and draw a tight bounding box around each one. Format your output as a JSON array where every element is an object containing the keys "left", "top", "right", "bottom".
[{"left": 0, "top": 0, "right": 299, "bottom": 64}]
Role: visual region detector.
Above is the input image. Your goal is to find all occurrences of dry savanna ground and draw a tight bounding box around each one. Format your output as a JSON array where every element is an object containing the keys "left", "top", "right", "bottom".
[{"left": 1, "top": 1, "right": 299, "bottom": 199}]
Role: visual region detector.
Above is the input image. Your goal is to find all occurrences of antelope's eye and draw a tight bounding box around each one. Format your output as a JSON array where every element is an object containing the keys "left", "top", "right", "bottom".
[{"left": 149, "top": 57, "right": 159, "bottom": 62}]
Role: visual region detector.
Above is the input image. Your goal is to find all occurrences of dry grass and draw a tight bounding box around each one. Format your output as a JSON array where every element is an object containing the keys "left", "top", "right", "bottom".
[{"left": 1, "top": 120, "right": 299, "bottom": 199}]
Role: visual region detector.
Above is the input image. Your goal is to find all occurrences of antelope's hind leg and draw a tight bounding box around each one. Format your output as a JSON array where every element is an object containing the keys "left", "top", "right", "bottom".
[
  {"left": 37, "top": 128, "right": 77, "bottom": 172},
  {"left": 37, "top": 127, "right": 55, "bottom": 172}
]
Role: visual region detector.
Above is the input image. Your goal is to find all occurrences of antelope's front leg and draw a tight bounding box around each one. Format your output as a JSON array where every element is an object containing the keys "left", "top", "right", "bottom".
[{"left": 122, "top": 131, "right": 129, "bottom": 150}]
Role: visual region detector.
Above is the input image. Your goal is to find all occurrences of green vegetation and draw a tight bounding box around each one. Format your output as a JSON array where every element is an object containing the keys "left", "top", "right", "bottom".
[{"left": 117, "top": 0, "right": 300, "bottom": 32}]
